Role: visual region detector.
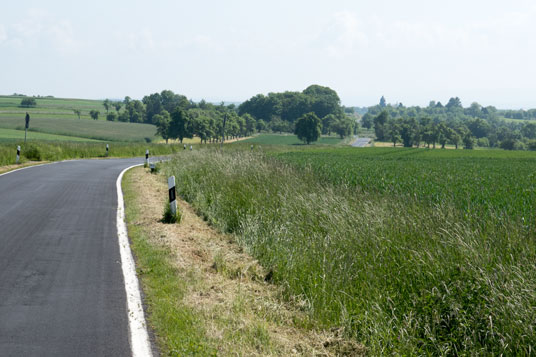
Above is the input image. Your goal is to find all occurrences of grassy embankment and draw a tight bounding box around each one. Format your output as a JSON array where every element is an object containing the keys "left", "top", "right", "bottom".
[
  {"left": 122, "top": 167, "right": 362, "bottom": 356},
  {"left": 162, "top": 146, "right": 536, "bottom": 355}
]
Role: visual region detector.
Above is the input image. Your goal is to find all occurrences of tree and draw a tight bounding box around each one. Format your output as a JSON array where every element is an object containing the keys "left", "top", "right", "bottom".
[
  {"left": 322, "top": 114, "right": 337, "bottom": 135},
  {"left": 256, "top": 119, "right": 267, "bottom": 132},
  {"left": 379, "top": 96, "right": 386, "bottom": 108},
  {"left": 103, "top": 99, "right": 111, "bottom": 114},
  {"left": 373, "top": 111, "right": 389, "bottom": 141},
  {"left": 522, "top": 122, "right": 536, "bottom": 139},
  {"left": 154, "top": 111, "right": 172, "bottom": 143},
  {"left": 463, "top": 133, "right": 475, "bottom": 149},
  {"left": 73, "top": 109, "right": 81, "bottom": 119},
  {"left": 331, "top": 117, "right": 353, "bottom": 139},
  {"left": 106, "top": 112, "right": 117, "bottom": 121},
  {"left": 89, "top": 110, "right": 100, "bottom": 120},
  {"left": 361, "top": 113, "right": 374, "bottom": 129},
  {"left": 242, "top": 113, "right": 256, "bottom": 136},
  {"left": 113, "top": 102, "right": 122, "bottom": 113},
  {"left": 169, "top": 107, "right": 193, "bottom": 143},
  {"left": 385, "top": 119, "right": 401, "bottom": 147},
  {"left": 294, "top": 112, "right": 321, "bottom": 144},
  {"left": 20, "top": 97, "right": 36, "bottom": 108}
]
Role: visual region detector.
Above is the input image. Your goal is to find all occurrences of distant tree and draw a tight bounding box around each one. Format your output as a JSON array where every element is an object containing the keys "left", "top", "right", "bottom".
[
  {"left": 294, "top": 112, "right": 321, "bottom": 144},
  {"left": 322, "top": 114, "right": 337, "bottom": 135},
  {"left": 103, "top": 99, "right": 111, "bottom": 114},
  {"left": 385, "top": 119, "right": 401, "bottom": 147},
  {"left": 361, "top": 113, "right": 374, "bottom": 129},
  {"left": 500, "top": 138, "right": 517, "bottom": 150},
  {"left": 256, "top": 119, "right": 267, "bottom": 132},
  {"left": 463, "top": 133, "right": 475, "bottom": 149},
  {"left": 373, "top": 110, "right": 389, "bottom": 141},
  {"left": 522, "top": 122, "right": 536, "bottom": 139},
  {"left": 242, "top": 113, "right": 256, "bottom": 136},
  {"left": 256, "top": 119, "right": 267, "bottom": 133},
  {"left": 169, "top": 107, "right": 193, "bottom": 143},
  {"left": 331, "top": 117, "right": 353, "bottom": 139},
  {"left": 73, "top": 109, "right": 81, "bottom": 119},
  {"left": 113, "top": 102, "right": 122, "bottom": 113},
  {"left": 106, "top": 112, "right": 117, "bottom": 121},
  {"left": 154, "top": 111, "right": 172, "bottom": 143},
  {"left": 89, "top": 110, "right": 100, "bottom": 120},
  {"left": 20, "top": 97, "right": 36, "bottom": 108},
  {"left": 379, "top": 96, "right": 386, "bottom": 108}
]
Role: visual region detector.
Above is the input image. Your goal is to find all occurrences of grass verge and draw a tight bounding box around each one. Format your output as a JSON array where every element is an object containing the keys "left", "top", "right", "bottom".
[{"left": 122, "top": 167, "right": 363, "bottom": 356}]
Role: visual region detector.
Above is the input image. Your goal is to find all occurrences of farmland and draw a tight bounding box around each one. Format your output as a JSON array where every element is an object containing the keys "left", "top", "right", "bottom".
[
  {"left": 163, "top": 146, "right": 536, "bottom": 355},
  {"left": 242, "top": 133, "right": 344, "bottom": 146},
  {"left": 0, "top": 128, "right": 102, "bottom": 142},
  {"left": 0, "top": 96, "right": 159, "bottom": 142}
]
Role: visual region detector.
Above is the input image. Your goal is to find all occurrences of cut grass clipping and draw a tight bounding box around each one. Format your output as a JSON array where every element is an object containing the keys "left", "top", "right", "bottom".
[{"left": 164, "top": 148, "right": 536, "bottom": 355}]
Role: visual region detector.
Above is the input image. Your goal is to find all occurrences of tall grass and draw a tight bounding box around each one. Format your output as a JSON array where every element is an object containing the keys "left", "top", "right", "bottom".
[
  {"left": 0, "top": 141, "right": 181, "bottom": 166},
  {"left": 165, "top": 148, "right": 535, "bottom": 355}
]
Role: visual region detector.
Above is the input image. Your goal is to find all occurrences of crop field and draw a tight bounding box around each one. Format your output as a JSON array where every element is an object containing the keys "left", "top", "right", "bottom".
[
  {"left": 242, "top": 133, "right": 343, "bottom": 145},
  {"left": 0, "top": 128, "right": 102, "bottom": 142},
  {"left": 0, "top": 96, "right": 159, "bottom": 142},
  {"left": 0, "top": 116, "right": 158, "bottom": 142},
  {"left": 164, "top": 146, "right": 536, "bottom": 355}
]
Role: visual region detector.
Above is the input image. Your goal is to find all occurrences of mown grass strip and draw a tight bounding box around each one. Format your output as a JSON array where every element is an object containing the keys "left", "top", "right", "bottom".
[{"left": 122, "top": 169, "right": 216, "bottom": 356}]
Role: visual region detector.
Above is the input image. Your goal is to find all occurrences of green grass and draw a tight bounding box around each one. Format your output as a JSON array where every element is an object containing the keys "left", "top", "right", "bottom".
[
  {"left": 0, "top": 141, "right": 180, "bottom": 166},
  {"left": 0, "top": 116, "right": 158, "bottom": 142},
  {"left": 0, "top": 95, "right": 159, "bottom": 142},
  {"left": 241, "top": 133, "right": 343, "bottom": 145},
  {"left": 0, "top": 128, "right": 102, "bottom": 142},
  {"left": 122, "top": 169, "right": 215, "bottom": 356},
  {"left": 164, "top": 147, "right": 536, "bottom": 355}
]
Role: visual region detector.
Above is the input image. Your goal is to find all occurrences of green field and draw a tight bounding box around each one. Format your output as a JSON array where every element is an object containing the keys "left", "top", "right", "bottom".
[
  {"left": 164, "top": 146, "right": 536, "bottom": 355},
  {"left": 241, "top": 133, "right": 343, "bottom": 145},
  {"left": 0, "top": 128, "right": 102, "bottom": 142},
  {"left": 0, "top": 96, "right": 159, "bottom": 142}
]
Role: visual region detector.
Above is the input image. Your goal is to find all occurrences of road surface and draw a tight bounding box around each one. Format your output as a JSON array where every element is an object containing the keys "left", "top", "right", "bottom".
[
  {"left": 351, "top": 137, "right": 371, "bottom": 147},
  {"left": 0, "top": 158, "right": 146, "bottom": 356}
]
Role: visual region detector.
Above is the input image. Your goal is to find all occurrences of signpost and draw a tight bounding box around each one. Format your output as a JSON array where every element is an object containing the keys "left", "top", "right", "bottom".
[
  {"left": 24, "top": 113, "right": 30, "bottom": 144},
  {"left": 168, "top": 176, "right": 177, "bottom": 215}
]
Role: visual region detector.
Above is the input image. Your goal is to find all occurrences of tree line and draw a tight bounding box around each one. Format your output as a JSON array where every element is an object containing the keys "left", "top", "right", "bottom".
[
  {"left": 97, "top": 85, "right": 356, "bottom": 144},
  {"left": 362, "top": 96, "right": 536, "bottom": 150}
]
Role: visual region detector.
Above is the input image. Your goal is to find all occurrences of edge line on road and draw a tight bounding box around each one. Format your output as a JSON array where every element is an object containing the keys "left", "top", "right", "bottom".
[{"left": 116, "top": 164, "right": 153, "bottom": 357}]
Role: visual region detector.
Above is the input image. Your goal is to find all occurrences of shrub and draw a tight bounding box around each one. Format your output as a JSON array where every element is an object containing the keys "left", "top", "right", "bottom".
[
  {"left": 20, "top": 97, "right": 37, "bottom": 107},
  {"left": 23, "top": 145, "right": 42, "bottom": 161}
]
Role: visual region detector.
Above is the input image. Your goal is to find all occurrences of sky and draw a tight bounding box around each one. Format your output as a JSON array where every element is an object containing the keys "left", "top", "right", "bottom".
[{"left": 1, "top": 0, "right": 535, "bottom": 108}]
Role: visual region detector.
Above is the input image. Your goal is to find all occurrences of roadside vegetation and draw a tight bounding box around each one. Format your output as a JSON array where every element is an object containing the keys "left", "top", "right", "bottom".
[
  {"left": 122, "top": 167, "right": 363, "bottom": 356},
  {"left": 0, "top": 141, "right": 180, "bottom": 166},
  {"left": 163, "top": 146, "right": 536, "bottom": 355}
]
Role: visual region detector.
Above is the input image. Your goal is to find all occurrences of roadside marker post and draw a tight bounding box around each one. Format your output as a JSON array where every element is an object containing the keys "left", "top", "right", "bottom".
[
  {"left": 145, "top": 149, "right": 149, "bottom": 165},
  {"left": 16, "top": 146, "right": 20, "bottom": 164},
  {"left": 189, "top": 145, "right": 192, "bottom": 151},
  {"left": 183, "top": 144, "right": 186, "bottom": 150},
  {"left": 106, "top": 144, "right": 109, "bottom": 157},
  {"left": 168, "top": 176, "right": 177, "bottom": 215}
]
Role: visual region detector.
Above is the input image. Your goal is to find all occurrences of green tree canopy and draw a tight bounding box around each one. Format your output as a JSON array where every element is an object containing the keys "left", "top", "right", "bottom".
[{"left": 294, "top": 112, "right": 321, "bottom": 144}]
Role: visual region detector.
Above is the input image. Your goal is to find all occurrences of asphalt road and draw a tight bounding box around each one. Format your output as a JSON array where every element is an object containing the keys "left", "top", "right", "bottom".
[
  {"left": 351, "top": 137, "right": 371, "bottom": 147},
  {"left": 0, "top": 158, "right": 144, "bottom": 356}
]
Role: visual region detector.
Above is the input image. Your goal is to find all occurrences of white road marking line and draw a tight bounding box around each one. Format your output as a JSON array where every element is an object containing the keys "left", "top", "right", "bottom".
[{"left": 116, "top": 164, "right": 153, "bottom": 357}]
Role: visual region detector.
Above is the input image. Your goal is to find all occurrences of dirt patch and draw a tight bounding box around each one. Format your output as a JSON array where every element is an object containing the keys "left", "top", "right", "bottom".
[{"left": 128, "top": 167, "right": 365, "bottom": 356}]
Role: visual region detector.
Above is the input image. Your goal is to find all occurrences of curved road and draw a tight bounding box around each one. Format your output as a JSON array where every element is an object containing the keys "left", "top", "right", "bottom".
[{"left": 0, "top": 158, "right": 145, "bottom": 356}]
